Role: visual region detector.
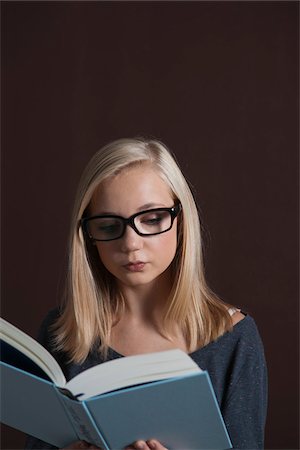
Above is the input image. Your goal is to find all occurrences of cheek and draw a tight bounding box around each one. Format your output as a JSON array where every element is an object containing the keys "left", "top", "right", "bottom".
[
  {"left": 95, "top": 244, "right": 116, "bottom": 271},
  {"left": 152, "top": 228, "right": 178, "bottom": 263}
]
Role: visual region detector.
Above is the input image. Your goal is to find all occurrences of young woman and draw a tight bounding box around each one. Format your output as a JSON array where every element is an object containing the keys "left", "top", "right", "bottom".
[{"left": 25, "top": 138, "right": 267, "bottom": 450}]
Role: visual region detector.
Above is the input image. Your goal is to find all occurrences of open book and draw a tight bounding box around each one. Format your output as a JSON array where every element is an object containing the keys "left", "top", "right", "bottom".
[{"left": 0, "top": 317, "right": 232, "bottom": 450}]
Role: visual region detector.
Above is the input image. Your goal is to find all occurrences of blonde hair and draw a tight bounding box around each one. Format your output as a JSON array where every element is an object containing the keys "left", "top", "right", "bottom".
[{"left": 53, "top": 138, "right": 233, "bottom": 362}]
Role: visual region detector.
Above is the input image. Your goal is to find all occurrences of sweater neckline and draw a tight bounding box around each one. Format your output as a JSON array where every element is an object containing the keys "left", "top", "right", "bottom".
[{"left": 108, "top": 313, "right": 250, "bottom": 359}]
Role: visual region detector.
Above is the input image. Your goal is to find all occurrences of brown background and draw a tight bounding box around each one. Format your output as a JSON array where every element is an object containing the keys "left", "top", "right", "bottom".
[{"left": 1, "top": 1, "right": 299, "bottom": 449}]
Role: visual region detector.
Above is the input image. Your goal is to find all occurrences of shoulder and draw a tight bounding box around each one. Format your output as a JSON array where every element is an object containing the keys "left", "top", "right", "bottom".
[
  {"left": 193, "top": 312, "right": 266, "bottom": 366},
  {"left": 229, "top": 311, "right": 265, "bottom": 351},
  {"left": 219, "top": 315, "right": 267, "bottom": 448},
  {"left": 202, "top": 312, "right": 267, "bottom": 394},
  {"left": 226, "top": 312, "right": 265, "bottom": 356},
  {"left": 224, "top": 309, "right": 263, "bottom": 343},
  {"left": 190, "top": 313, "right": 267, "bottom": 411},
  {"left": 232, "top": 312, "right": 263, "bottom": 341},
  {"left": 221, "top": 313, "right": 267, "bottom": 381},
  {"left": 230, "top": 310, "right": 245, "bottom": 326}
]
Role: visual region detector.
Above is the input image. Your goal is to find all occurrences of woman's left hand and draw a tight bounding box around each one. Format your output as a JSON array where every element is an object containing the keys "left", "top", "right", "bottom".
[{"left": 125, "top": 439, "right": 168, "bottom": 450}]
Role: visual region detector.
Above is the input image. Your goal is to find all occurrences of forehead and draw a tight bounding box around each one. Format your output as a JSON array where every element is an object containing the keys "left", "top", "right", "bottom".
[{"left": 90, "top": 165, "right": 173, "bottom": 214}]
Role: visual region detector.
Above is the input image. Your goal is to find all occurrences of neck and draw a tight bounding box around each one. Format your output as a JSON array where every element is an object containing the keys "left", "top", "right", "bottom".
[{"left": 118, "top": 270, "right": 173, "bottom": 323}]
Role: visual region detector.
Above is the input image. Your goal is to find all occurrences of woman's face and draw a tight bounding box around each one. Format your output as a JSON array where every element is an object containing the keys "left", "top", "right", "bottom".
[{"left": 89, "top": 165, "right": 178, "bottom": 291}]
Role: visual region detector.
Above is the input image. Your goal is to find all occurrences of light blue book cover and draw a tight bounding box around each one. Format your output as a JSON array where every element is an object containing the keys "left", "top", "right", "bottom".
[
  {"left": 83, "top": 372, "right": 232, "bottom": 450},
  {"left": 1, "top": 341, "right": 232, "bottom": 450},
  {"left": 0, "top": 362, "right": 78, "bottom": 447}
]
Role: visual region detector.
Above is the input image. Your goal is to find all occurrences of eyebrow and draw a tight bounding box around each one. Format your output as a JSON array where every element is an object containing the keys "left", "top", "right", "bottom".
[
  {"left": 136, "top": 202, "right": 166, "bottom": 212},
  {"left": 95, "top": 203, "right": 168, "bottom": 216}
]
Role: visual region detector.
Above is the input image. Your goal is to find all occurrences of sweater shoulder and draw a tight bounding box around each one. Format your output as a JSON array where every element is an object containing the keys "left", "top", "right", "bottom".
[
  {"left": 218, "top": 313, "right": 263, "bottom": 349},
  {"left": 191, "top": 314, "right": 265, "bottom": 364},
  {"left": 227, "top": 314, "right": 265, "bottom": 354}
]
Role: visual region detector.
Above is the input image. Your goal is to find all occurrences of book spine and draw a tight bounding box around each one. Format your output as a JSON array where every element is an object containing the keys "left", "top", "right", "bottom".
[{"left": 56, "top": 389, "right": 109, "bottom": 450}]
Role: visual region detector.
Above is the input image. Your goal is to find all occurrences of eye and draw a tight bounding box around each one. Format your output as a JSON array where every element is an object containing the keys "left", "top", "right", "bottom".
[
  {"left": 141, "top": 214, "right": 163, "bottom": 225},
  {"left": 98, "top": 223, "right": 119, "bottom": 231},
  {"left": 138, "top": 211, "right": 170, "bottom": 227},
  {"left": 88, "top": 218, "right": 123, "bottom": 238},
  {"left": 97, "top": 222, "right": 121, "bottom": 234}
]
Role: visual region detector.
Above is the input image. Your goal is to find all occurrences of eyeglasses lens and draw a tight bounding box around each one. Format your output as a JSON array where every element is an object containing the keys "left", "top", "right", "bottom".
[
  {"left": 87, "top": 217, "right": 124, "bottom": 241},
  {"left": 134, "top": 210, "right": 171, "bottom": 235}
]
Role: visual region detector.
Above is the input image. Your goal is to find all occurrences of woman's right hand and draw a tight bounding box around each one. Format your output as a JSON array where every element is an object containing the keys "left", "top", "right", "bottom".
[
  {"left": 125, "top": 439, "right": 168, "bottom": 450},
  {"left": 62, "top": 441, "right": 101, "bottom": 449}
]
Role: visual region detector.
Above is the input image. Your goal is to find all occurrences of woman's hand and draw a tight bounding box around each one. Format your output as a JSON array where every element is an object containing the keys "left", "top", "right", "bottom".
[
  {"left": 62, "top": 441, "right": 101, "bottom": 449},
  {"left": 61, "top": 438, "right": 168, "bottom": 450},
  {"left": 125, "top": 439, "right": 168, "bottom": 450}
]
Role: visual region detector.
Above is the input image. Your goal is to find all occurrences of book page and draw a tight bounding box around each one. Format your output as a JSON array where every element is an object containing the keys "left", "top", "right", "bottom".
[
  {"left": 0, "top": 317, "right": 66, "bottom": 386},
  {"left": 66, "top": 349, "right": 201, "bottom": 400}
]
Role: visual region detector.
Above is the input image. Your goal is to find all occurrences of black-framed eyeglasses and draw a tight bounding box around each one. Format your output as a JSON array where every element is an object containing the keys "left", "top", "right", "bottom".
[{"left": 81, "top": 203, "right": 181, "bottom": 242}]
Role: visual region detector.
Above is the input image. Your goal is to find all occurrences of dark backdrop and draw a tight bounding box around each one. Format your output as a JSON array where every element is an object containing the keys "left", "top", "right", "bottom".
[{"left": 1, "top": 2, "right": 299, "bottom": 449}]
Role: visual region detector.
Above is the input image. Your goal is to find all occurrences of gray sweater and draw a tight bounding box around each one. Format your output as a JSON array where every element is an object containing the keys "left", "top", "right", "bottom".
[{"left": 25, "top": 309, "right": 267, "bottom": 449}]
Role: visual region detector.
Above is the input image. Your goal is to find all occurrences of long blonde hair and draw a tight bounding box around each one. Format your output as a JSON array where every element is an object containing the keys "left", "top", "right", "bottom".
[{"left": 53, "top": 138, "right": 233, "bottom": 362}]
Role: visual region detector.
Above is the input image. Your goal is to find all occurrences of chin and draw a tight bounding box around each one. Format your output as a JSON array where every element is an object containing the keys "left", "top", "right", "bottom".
[
  {"left": 122, "top": 277, "right": 156, "bottom": 288},
  {"left": 117, "top": 268, "right": 171, "bottom": 290}
]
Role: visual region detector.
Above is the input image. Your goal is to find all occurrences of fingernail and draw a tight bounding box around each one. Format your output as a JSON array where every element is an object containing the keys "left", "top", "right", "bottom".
[
  {"left": 147, "top": 441, "right": 156, "bottom": 449},
  {"left": 135, "top": 442, "right": 145, "bottom": 449}
]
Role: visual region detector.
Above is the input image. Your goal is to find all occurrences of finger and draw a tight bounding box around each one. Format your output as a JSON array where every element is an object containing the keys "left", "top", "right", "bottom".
[
  {"left": 125, "top": 439, "right": 168, "bottom": 450},
  {"left": 63, "top": 441, "right": 91, "bottom": 449},
  {"left": 131, "top": 440, "right": 151, "bottom": 450},
  {"left": 146, "top": 439, "right": 168, "bottom": 450}
]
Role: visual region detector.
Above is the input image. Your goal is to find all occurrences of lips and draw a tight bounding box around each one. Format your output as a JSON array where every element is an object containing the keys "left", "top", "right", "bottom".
[{"left": 124, "top": 261, "right": 146, "bottom": 272}]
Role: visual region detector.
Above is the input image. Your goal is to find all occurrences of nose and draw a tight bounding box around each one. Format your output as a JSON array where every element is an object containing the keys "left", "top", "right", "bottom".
[{"left": 120, "top": 224, "right": 144, "bottom": 252}]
